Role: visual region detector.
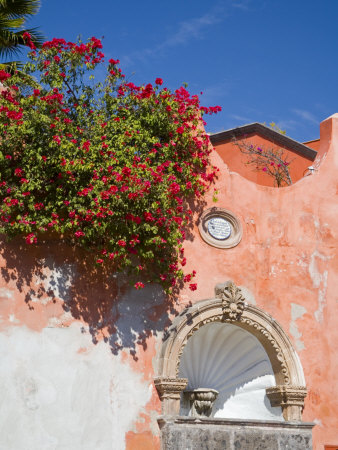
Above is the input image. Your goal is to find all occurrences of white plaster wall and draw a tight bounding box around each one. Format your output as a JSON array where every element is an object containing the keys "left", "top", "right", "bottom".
[{"left": 0, "top": 323, "right": 151, "bottom": 450}]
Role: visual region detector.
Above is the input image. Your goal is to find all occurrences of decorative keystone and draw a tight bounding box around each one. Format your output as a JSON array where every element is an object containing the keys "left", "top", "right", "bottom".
[{"left": 215, "top": 281, "right": 246, "bottom": 321}]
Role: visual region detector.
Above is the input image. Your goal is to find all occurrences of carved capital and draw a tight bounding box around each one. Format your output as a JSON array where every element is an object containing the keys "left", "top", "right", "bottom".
[
  {"left": 266, "top": 385, "right": 307, "bottom": 421},
  {"left": 154, "top": 377, "right": 188, "bottom": 397},
  {"left": 154, "top": 377, "right": 188, "bottom": 415},
  {"left": 215, "top": 281, "right": 246, "bottom": 321}
]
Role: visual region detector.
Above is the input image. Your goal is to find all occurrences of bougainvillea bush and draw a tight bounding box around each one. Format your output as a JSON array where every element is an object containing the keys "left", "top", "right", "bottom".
[
  {"left": 233, "top": 139, "right": 293, "bottom": 187},
  {"left": 0, "top": 36, "right": 220, "bottom": 291}
]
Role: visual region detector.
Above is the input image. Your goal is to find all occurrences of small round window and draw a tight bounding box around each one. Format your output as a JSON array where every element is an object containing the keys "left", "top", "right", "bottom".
[{"left": 198, "top": 208, "right": 242, "bottom": 249}]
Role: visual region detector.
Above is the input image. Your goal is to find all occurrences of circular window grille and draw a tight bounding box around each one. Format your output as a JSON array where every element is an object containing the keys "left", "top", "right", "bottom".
[{"left": 198, "top": 208, "right": 242, "bottom": 249}]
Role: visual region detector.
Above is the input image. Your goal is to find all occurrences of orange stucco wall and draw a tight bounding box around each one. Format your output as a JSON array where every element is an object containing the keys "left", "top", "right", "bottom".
[
  {"left": 0, "top": 115, "right": 337, "bottom": 450},
  {"left": 304, "top": 139, "right": 321, "bottom": 152},
  {"left": 182, "top": 115, "right": 337, "bottom": 449},
  {"left": 214, "top": 133, "right": 316, "bottom": 186}
]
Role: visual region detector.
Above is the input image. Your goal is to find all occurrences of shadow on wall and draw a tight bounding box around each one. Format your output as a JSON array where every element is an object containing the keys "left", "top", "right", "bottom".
[
  {"left": 0, "top": 237, "right": 190, "bottom": 359},
  {"left": 0, "top": 193, "right": 204, "bottom": 358}
]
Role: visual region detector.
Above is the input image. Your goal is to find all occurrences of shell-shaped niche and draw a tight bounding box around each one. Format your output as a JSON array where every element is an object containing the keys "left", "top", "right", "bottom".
[{"left": 179, "top": 322, "right": 283, "bottom": 420}]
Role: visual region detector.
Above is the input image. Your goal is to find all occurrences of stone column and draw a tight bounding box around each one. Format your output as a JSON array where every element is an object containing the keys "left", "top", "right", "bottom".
[
  {"left": 154, "top": 377, "right": 188, "bottom": 415},
  {"left": 266, "top": 385, "right": 307, "bottom": 421}
]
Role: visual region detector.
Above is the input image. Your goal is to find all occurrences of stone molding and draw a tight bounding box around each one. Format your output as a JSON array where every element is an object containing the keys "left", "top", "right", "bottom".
[
  {"left": 266, "top": 385, "right": 308, "bottom": 421},
  {"left": 198, "top": 207, "right": 242, "bottom": 249},
  {"left": 156, "top": 281, "right": 307, "bottom": 421},
  {"left": 158, "top": 415, "right": 315, "bottom": 429}
]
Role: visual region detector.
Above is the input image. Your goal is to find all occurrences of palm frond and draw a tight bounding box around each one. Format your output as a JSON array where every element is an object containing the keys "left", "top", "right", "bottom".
[
  {"left": 0, "top": 0, "right": 40, "bottom": 19},
  {"left": 0, "top": 1, "right": 44, "bottom": 65},
  {"left": 0, "top": 17, "right": 25, "bottom": 28},
  {"left": 0, "top": 26, "right": 44, "bottom": 58}
]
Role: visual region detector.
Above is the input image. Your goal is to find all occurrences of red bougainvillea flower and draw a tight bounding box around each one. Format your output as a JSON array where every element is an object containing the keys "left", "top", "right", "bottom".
[
  {"left": 0, "top": 71, "right": 11, "bottom": 82},
  {"left": 22, "top": 32, "right": 36, "bottom": 50},
  {"left": 25, "top": 233, "right": 37, "bottom": 244},
  {"left": 0, "top": 36, "right": 221, "bottom": 292},
  {"left": 22, "top": 32, "right": 32, "bottom": 40}
]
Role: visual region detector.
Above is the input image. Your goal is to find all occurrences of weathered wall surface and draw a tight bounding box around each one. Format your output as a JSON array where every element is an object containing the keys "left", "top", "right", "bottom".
[
  {"left": 0, "top": 252, "right": 164, "bottom": 449},
  {"left": 183, "top": 114, "right": 338, "bottom": 450},
  {"left": 0, "top": 115, "right": 337, "bottom": 450}
]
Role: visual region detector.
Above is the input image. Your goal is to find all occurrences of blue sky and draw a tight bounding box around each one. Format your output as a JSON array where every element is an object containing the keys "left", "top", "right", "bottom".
[{"left": 26, "top": 0, "right": 338, "bottom": 142}]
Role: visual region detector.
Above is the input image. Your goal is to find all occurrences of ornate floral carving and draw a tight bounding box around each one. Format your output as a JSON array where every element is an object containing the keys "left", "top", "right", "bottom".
[
  {"left": 215, "top": 281, "right": 246, "bottom": 321},
  {"left": 174, "top": 285, "right": 291, "bottom": 385},
  {"left": 239, "top": 317, "right": 290, "bottom": 384},
  {"left": 158, "top": 285, "right": 309, "bottom": 420}
]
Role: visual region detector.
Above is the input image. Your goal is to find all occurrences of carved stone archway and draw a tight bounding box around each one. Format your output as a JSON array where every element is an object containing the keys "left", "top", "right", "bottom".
[{"left": 155, "top": 281, "right": 307, "bottom": 421}]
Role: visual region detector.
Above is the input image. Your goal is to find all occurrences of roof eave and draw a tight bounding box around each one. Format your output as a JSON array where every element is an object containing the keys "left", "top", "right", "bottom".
[{"left": 209, "top": 122, "right": 317, "bottom": 161}]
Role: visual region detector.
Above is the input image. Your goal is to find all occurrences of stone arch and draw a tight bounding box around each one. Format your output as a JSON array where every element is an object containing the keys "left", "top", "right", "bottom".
[{"left": 155, "top": 281, "right": 307, "bottom": 421}]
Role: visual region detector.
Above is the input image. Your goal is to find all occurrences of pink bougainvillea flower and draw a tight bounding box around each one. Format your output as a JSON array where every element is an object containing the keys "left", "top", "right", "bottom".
[{"left": 134, "top": 281, "right": 145, "bottom": 289}]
